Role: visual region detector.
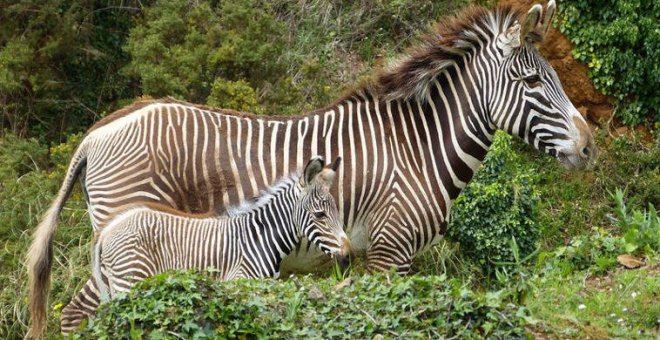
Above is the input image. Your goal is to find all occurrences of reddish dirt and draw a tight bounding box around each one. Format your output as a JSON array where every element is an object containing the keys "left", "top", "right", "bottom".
[{"left": 499, "top": 0, "right": 614, "bottom": 126}]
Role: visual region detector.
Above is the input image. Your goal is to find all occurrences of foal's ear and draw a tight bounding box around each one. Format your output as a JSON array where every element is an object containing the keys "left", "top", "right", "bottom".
[
  {"left": 314, "top": 157, "right": 342, "bottom": 188},
  {"left": 329, "top": 157, "right": 342, "bottom": 172},
  {"left": 304, "top": 156, "right": 325, "bottom": 185}
]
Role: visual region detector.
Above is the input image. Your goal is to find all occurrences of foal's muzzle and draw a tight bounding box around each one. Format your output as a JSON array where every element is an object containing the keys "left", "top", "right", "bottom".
[{"left": 333, "top": 237, "right": 352, "bottom": 270}]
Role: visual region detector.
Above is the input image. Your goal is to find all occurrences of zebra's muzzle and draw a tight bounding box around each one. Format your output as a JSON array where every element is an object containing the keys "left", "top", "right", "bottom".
[
  {"left": 332, "top": 237, "right": 352, "bottom": 270},
  {"left": 557, "top": 147, "right": 596, "bottom": 170}
]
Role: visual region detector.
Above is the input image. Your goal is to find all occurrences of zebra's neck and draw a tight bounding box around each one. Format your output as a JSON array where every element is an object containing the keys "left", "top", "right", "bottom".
[
  {"left": 235, "top": 71, "right": 495, "bottom": 228},
  {"left": 227, "top": 177, "right": 300, "bottom": 276},
  {"left": 329, "top": 74, "right": 494, "bottom": 215},
  {"left": 420, "top": 67, "right": 495, "bottom": 196}
]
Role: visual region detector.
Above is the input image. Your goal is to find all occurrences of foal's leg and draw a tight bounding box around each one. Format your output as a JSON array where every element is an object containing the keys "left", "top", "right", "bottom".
[{"left": 60, "top": 279, "right": 100, "bottom": 335}]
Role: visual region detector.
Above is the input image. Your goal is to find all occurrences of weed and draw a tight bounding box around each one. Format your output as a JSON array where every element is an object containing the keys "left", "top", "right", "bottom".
[{"left": 493, "top": 237, "right": 540, "bottom": 304}]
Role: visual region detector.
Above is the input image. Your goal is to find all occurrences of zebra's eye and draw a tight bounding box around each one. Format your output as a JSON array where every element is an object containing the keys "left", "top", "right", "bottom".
[
  {"left": 523, "top": 73, "right": 542, "bottom": 86},
  {"left": 313, "top": 211, "right": 326, "bottom": 219}
]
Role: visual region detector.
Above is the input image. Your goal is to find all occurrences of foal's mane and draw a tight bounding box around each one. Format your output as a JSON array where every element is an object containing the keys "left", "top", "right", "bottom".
[{"left": 225, "top": 173, "right": 301, "bottom": 217}]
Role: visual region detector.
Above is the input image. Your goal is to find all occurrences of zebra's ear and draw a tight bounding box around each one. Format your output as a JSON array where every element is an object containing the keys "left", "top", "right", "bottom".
[
  {"left": 304, "top": 156, "right": 325, "bottom": 185},
  {"left": 497, "top": 21, "right": 521, "bottom": 55},
  {"left": 521, "top": 4, "right": 543, "bottom": 43},
  {"left": 498, "top": 4, "right": 544, "bottom": 53},
  {"left": 329, "top": 157, "right": 342, "bottom": 172},
  {"left": 541, "top": 0, "right": 556, "bottom": 39}
]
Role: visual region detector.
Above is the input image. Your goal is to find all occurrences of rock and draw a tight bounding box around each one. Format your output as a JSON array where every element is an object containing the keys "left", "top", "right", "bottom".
[
  {"left": 307, "top": 285, "right": 325, "bottom": 300},
  {"left": 333, "top": 277, "right": 352, "bottom": 291},
  {"left": 617, "top": 254, "right": 643, "bottom": 269}
]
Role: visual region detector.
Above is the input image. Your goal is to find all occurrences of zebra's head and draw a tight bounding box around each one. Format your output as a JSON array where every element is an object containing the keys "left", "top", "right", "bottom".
[
  {"left": 491, "top": 0, "right": 595, "bottom": 169},
  {"left": 295, "top": 156, "right": 351, "bottom": 267}
]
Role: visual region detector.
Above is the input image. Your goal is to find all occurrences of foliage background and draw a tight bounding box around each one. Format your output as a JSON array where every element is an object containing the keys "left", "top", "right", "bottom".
[
  {"left": 0, "top": 0, "right": 658, "bottom": 338},
  {"left": 557, "top": 0, "right": 659, "bottom": 126}
]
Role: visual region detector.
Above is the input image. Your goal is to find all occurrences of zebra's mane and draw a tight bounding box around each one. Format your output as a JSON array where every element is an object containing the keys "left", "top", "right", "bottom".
[
  {"left": 360, "top": 5, "right": 526, "bottom": 103},
  {"left": 225, "top": 173, "right": 301, "bottom": 217}
]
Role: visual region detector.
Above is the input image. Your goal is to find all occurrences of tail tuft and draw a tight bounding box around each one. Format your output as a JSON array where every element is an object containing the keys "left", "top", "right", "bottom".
[
  {"left": 26, "top": 143, "right": 87, "bottom": 337},
  {"left": 26, "top": 209, "right": 57, "bottom": 338}
]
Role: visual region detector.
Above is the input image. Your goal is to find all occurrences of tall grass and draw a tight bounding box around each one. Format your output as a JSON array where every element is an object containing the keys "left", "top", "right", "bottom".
[{"left": 0, "top": 134, "right": 93, "bottom": 338}]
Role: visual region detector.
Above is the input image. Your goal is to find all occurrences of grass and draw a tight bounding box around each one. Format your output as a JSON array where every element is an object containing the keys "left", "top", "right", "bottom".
[
  {"left": 0, "top": 135, "right": 94, "bottom": 339},
  {"left": 0, "top": 203, "right": 92, "bottom": 339},
  {"left": 529, "top": 261, "right": 660, "bottom": 338},
  {"left": 510, "top": 129, "right": 659, "bottom": 248}
]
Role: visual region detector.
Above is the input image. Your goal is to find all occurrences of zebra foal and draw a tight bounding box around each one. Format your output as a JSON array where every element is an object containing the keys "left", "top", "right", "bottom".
[
  {"left": 59, "top": 156, "right": 348, "bottom": 333},
  {"left": 90, "top": 156, "right": 349, "bottom": 302}
]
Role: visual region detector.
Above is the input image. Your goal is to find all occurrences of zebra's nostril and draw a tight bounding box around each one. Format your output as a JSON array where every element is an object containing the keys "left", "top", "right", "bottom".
[{"left": 581, "top": 146, "right": 591, "bottom": 158}]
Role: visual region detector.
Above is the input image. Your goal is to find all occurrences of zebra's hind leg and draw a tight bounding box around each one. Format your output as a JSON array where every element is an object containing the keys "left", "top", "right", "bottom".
[{"left": 60, "top": 279, "right": 100, "bottom": 335}]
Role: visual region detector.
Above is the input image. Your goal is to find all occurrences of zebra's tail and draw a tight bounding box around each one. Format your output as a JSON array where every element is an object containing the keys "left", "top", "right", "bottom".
[{"left": 27, "top": 142, "right": 88, "bottom": 338}]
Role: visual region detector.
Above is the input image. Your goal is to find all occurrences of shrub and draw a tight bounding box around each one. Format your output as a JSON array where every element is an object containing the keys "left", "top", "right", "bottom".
[
  {"left": 123, "top": 0, "right": 288, "bottom": 108},
  {"left": 207, "top": 78, "right": 264, "bottom": 114},
  {"left": 0, "top": 133, "right": 49, "bottom": 181},
  {"left": 557, "top": 0, "right": 659, "bottom": 125},
  {"left": 0, "top": 1, "right": 136, "bottom": 139},
  {"left": 447, "top": 132, "right": 540, "bottom": 273},
  {"left": 75, "top": 271, "right": 530, "bottom": 339}
]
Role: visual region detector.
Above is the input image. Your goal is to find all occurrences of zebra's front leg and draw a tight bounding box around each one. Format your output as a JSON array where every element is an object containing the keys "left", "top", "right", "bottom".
[
  {"left": 365, "top": 221, "right": 415, "bottom": 275},
  {"left": 60, "top": 279, "right": 100, "bottom": 335}
]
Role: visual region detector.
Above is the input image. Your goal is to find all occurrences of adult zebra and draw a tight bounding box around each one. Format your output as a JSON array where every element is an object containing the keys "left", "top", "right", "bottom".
[{"left": 28, "top": 1, "right": 595, "bottom": 336}]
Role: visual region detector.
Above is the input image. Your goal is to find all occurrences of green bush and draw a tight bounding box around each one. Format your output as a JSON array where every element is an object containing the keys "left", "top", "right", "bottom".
[
  {"left": 0, "top": 1, "right": 136, "bottom": 139},
  {"left": 75, "top": 271, "right": 530, "bottom": 339},
  {"left": 447, "top": 132, "right": 540, "bottom": 273},
  {"left": 123, "top": 0, "right": 288, "bottom": 108},
  {"left": 207, "top": 78, "right": 264, "bottom": 114},
  {"left": 1, "top": 0, "right": 471, "bottom": 138},
  {"left": 557, "top": 0, "right": 659, "bottom": 125}
]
